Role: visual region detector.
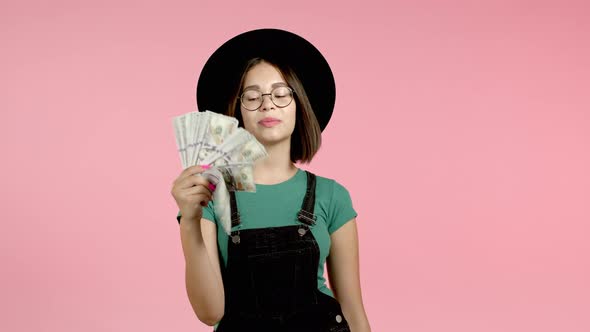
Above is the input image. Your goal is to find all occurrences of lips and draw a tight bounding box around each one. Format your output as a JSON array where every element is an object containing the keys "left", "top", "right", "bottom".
[
  {"left": 258, "top": 117, "right": 281, "bottom": 127},
  {"left": 258, "top": 116, "right": 281, "bottom": 123}
]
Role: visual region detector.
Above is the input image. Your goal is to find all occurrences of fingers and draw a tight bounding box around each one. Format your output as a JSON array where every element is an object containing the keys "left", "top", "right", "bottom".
[
  {"left": 185, "top": 183, "right": 214, "bottom": 197},
  {"left": 171, "top": 165, "right": 217, "bottom": 198},
  {"left": 176, "top": 170, "right": 213, "bottom": 190},
  {"left": 177, "top": 185, "right": 212, "bottom": 207},
  {"left": 191, "top": 192, "right": 213, "bottom": 207},
  {"left": 173, "top": 165, "right": 210, "bottom": 185},
  {"left": 181, "top": 164, "right": 211, "bottom": 179}
]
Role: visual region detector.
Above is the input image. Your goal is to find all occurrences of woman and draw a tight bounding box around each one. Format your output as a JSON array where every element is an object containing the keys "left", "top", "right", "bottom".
[{"left": 171, "top": 28, "right": 371, "bottom": 332}]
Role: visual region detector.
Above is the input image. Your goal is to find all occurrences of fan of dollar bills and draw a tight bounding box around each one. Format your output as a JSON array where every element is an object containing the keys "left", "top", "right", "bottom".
[{"left": 172, "top": 110, "right": 268, "bottom": 234}]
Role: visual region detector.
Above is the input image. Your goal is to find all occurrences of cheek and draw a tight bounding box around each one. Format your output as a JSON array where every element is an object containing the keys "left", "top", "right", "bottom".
[
  {"left": 239, "top": 109, "right": 253, "bottom": 129},
  {"left": 288, "top": 106, "right": 297, "bottom": 127}
]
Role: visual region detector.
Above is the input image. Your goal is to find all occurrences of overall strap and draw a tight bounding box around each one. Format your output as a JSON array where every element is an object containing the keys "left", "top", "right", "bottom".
[
  {"left": 229, "top": 190, "right": 241, "bottom": 227},
  {"left": 297, "top": 171, "right": 317, "bottom": 226},
  {"left": 227, "top": 170, "right": 318, "bottom": 228}
]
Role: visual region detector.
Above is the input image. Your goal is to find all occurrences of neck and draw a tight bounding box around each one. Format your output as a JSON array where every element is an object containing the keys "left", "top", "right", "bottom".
[{"left": 253, "top": 138, "right": 298, "bottom": 185}]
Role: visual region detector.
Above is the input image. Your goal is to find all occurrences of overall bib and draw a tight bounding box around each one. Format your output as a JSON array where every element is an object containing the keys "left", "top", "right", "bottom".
[{"left": 214, "top": 171, "right": 351, "bottom": 332}]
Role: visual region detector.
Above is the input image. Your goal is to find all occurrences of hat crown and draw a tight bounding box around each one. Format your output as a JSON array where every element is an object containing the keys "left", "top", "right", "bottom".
[{"left": 196, "top": 28, "right": 336, "bottom": 132}]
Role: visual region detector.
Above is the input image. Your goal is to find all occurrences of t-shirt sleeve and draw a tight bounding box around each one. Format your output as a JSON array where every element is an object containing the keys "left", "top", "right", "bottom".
[
  {"left": 202, "top": 200, "right": 216, "bottom": 224},
  {"left": 327, "top": 180, "right": 358, "bottom": 235},
  {"left": 176, "top": 200, "right": 217, "bottom": 225}
]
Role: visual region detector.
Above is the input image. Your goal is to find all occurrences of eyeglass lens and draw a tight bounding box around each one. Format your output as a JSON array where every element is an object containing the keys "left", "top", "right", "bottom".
[{"left": 241, "top": 86, "right": 293, "bottom": 110}]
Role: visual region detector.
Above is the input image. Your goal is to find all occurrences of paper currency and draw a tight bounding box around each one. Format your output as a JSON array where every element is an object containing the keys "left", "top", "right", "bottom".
[
  {"left": 217, "top": 163, "right": 256, "bottom": 192},
  {"left": 172, "top": 110, "right": 268, "bottom": 234},
  {"left": 197, "top": 111, "right": 237, "bottom": 166},
  {"left": 172, "top": 114, "right": 188, "bottom": 167},
  {"left": 173, "top": 110, "right": 266, "bottom": 193}
]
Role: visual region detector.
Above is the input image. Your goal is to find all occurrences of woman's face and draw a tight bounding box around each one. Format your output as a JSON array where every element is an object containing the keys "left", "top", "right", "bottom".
[{"left": 239, "top": 61, "right": 296, "bottom": 146}]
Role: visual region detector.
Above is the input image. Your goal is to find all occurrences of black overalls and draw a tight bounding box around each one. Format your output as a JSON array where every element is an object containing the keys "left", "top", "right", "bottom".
[{"left": 214, "top": 171, "right": 352, "bottom": 332}]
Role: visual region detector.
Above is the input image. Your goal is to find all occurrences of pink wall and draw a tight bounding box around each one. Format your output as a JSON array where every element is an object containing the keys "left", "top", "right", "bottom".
[{"left": 1, "top": 0, "right": 589, "bottom": 331}]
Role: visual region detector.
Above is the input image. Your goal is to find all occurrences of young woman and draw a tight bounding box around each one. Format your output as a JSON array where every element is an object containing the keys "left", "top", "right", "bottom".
[{"left": 171, "top": 28, "right": 370, "bottom": 332}]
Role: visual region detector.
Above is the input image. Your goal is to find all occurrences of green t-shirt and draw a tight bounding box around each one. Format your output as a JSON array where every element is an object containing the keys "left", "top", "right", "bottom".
[{"left": 176, "top": 168, "right": 357, "bottom": 322}]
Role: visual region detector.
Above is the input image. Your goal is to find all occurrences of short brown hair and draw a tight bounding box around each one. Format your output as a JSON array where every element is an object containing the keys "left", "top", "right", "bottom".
[{"left": 226, "top": 58, "right": 322, "bottom": 164}]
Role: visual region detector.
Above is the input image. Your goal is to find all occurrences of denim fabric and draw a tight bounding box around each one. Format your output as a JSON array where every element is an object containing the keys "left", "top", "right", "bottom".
[{"left": 215, "top": 171, "right": 351, "bottom": 332}]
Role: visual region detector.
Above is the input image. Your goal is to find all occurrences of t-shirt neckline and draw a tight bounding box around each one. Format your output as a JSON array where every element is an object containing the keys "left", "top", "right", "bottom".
[{"left": 254, "top": 168, "right": 302, "bottom": 188}]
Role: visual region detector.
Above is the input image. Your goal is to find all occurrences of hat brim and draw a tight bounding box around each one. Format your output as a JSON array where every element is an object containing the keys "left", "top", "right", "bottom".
[{"left": 196, "top": 28, "right": 335, "bottom": 132}]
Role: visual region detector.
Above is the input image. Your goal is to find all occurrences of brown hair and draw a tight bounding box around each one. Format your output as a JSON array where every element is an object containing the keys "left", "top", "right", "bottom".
[{"left": 226, "top": 57, "right": 322, "bottom": 164}]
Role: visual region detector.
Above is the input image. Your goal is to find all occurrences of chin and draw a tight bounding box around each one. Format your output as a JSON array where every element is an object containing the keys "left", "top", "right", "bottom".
[{"left": 255, "top": 131, "right": 291, "bottom": 146}]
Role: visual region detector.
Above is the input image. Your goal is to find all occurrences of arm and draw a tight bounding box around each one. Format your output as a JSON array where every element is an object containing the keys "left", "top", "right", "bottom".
[
  {"left": 180, "top": 216, "right": 225, "bottom": 326},
  {"left": 327, "top": 218, "right": 372, "bottom": 332}
]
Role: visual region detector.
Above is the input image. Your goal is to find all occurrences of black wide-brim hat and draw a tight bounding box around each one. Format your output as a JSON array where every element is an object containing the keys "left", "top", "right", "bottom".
[{"left": 196, "top": 28, "right": 335, "bottom": 132}]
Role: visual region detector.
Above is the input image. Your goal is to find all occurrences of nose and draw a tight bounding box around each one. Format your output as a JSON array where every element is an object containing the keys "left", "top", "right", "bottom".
[{"left": 259, "top": 93, "right": 274, "bottom": 112}]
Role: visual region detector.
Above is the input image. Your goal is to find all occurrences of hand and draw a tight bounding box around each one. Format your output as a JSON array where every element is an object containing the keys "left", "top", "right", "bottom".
[{"left": 171, "top": 165, "right": 216, "bottom": 225}]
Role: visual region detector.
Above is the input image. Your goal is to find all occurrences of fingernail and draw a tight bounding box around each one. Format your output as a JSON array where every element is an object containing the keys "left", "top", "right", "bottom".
[
  {"left": 201, "top": 164, "right": 211, "bottom": 169},
  {"left": 208, "top": 183, "right": 216, "bottom": 191}
]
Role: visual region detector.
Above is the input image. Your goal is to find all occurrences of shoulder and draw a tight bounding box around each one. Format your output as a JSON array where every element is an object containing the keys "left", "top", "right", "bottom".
[
  {"left": 309, "top": 171, "right": 357, "bottom": 234},
  {"left": 309, "top": 171, "right": 352, "bottom": 199}
]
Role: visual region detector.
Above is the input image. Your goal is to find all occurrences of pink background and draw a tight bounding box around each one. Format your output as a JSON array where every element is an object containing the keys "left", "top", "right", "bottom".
[{"left": 1, "top": 0, "right": 589, "bottom": 331}]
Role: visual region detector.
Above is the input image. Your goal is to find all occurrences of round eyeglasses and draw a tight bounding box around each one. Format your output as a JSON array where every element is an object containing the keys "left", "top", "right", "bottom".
[{"left": 239, "top": 86, "right": 295, "bottom": 111}]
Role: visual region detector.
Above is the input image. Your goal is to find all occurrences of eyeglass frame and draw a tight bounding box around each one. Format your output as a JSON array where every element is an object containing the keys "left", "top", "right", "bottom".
[{"left": 238, "top": 86, "right": 296, "bottom": 111}]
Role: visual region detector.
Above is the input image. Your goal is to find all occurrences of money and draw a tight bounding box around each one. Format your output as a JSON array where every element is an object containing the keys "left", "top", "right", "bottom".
[
  {"left": 227, "top": 138, "right": 267, "bottom": 163},
  {"left": 208, "top": 111, "right": 238, "bottom": 145},
  {"left": 217, "top": 163, "right": 256, "bottom": 192},
  {"left": 197, "top": 111, "right": 237, "bottom": 165},
  {"left": 172, "top": 113, "right": 189, "bottom": 167},
  {"left": 173, "top": 110, "right": 266, "bottom": 192},
  {"left": 172, "top": 110, "right": 268, "bottom": 234}
]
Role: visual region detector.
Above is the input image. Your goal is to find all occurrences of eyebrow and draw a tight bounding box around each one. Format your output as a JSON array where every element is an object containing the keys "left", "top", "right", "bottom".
[{"left": 243, "top": 82, "right": 288, "bottom": 91}]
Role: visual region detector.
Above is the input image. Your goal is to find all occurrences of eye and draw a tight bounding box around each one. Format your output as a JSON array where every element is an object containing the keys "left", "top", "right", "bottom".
[
  {"left": 242, "top": 91, "right": 261, "bottom": 101},
  {"left": 273, "top": 87, "right": 290, "bottom": 98}
]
